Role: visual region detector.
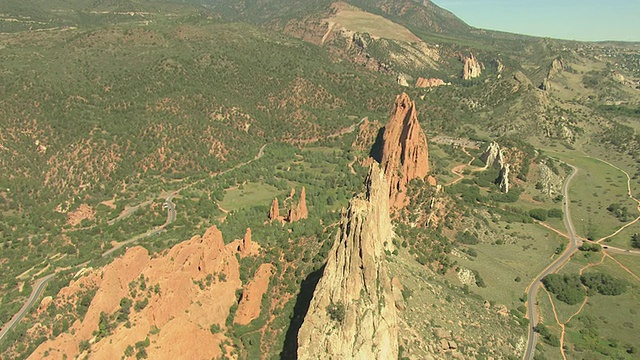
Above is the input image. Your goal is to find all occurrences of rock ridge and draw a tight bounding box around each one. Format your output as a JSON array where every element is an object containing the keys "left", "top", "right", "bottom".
[{"left": 297, "top": 163, "right": 398, "bottom": 360}]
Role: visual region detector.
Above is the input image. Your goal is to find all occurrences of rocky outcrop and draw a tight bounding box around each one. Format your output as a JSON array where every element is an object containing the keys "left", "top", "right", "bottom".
[
  {"left": 497, "top": 164, "right": 510, "bottom": 193},
  {"left": 379, "top": 93, "right": 430, "bottom": 210},
  {"left": 396, "top": 74, "right": 409, "bottom": 87},
  {"left": 480, "top": 142, "right": 505, "bottom": 170},
  {"left": 287, "top": 186, "right": 308, "bottom": 222},
  {"left": 241, "top": 228, "right": 252, "bottom": 256},
  {"left": 537, "top": 163, "right": 563, "bottom": 197},
  {"left": 269, "top": 198, "right": 280, "bottom": 221},
  {"left": 462, "top": 53, "right": 482, "bottom": 80},
  {"left": 415, "top": 77, "right": 446, "bottom": 88},
  {"left": 540, "top": 57, "right": 565, "bottom": 91},
  {"left": 298, "top": 164, "right": 398, "bottom": 360},
  {"left": 234, "top": 263, "right": 274, "bottom": 325},
  {"left": 480, "top": 142, "right": 510, "bottom": 193},
  {"left": 352, "top": 118, "right": 382, "bottom": 151},
  {"left": 269, "top": 187, "right": 308, "bottom": 223},
  {"left": 29, "top": 225, "right": 242, "bottom": 360}
]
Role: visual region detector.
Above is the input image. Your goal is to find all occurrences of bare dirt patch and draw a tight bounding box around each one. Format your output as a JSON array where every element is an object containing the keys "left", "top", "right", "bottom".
[{"left": 66, "top": 204, "right": 96, "bottom": 227}]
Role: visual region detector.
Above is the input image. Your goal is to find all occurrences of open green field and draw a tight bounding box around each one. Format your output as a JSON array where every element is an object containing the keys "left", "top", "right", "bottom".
[
  {"left": 219, "top": 183, "right": 283, "bottom": 212},
  {"left": 602, "top": 219, "right": 640, "bottom": 249},
  {"left": 607, "top": 253, "right": 640, "bottom": 278},
  {"left": 546, "top": 150, "right": 638, "bottom": 240},
  {"left": 455, "top": 222, "right": 565, "bottom": 309}
]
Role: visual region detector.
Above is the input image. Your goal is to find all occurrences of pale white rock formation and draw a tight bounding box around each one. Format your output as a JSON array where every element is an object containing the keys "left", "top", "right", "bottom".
[{"left": 297, "top": 164, "right": 398, "bottom": 360}]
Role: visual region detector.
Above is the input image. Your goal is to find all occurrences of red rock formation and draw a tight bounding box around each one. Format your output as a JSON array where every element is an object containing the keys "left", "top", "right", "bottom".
[
  {"left": 380, "top": 93, "right": 430, "bottom": 210},
  {"left": 29, "top": 225, "right": 241, "bottom": 360},
  {"left": 234, "top": 263, "right": 274, "bottom": 325},
  {"left": 287, "top": 187, "right": 308, "bottom": 222},
  {"left": 268, "top": 198, "right": 280, "bottom": 221},
  {"left": 462, "top": 53, "right": 482, "bottom": 80},
  {"left": 241, "top": 228, "right": 252, "bottom": 255},
  {"left": 415, "top": 77, "right": 446, "bottom": 88}
]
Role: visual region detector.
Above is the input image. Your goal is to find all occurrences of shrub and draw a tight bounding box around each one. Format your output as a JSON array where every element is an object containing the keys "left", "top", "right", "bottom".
[
  {"left": 579, "top": 242, "right": 601, "bottom": 252},
  {"left": 210, "top": 323, "right": 222, "bottom": 334},
  {"left": 326, "top": 302, "right": 346, "bottom": 323},
  {"left": 529, "top": 209, "right": 548, "bottom": 221},
  {"left": 79, "top": 340, "right": 90, "bottom": 352},
  {"left": 547, "top": 208, "right": 563, "bottom": 218}
]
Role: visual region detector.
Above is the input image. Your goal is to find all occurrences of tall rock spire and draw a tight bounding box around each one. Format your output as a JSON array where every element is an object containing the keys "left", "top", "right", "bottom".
[
  {"left": 379, "top": 93, "right": 430, "bottom": 211},
  {"left": 297, "top": 163, "right": 398, "bottom": 360}
]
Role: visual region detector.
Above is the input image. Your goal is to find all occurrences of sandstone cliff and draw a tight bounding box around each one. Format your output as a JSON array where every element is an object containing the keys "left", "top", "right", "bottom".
[
  {"left": 234, "top": 263, "right": 274, "bottom": 325},
  {"left": 29, "top": 226, "right": 243, "bottom": 360},
  {"left": 297, "top": 164, "right": 398, "bottom": 360},
  {"left": 462, "top": 53, "right": 482, "bottom": 80},
  {"left": 240, "top": 227, "right": 254, "bottom": 256},
  {"left": 379, "top": 93, "right": 430, "bottom": 210}
]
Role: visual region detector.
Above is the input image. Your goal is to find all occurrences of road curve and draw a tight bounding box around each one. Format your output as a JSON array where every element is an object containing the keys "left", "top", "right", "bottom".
[
  {"left": 0, "top": 143, "right": 270, "bottom": 346},
  {"left": 0, "top": 273, "right": 55, "bottom": 343},
  {"left": 101, "top": 194, "right": 176, "bottom": 258},
  {"left": 524, "top": 164, "right": 580, "bottom": 360}
]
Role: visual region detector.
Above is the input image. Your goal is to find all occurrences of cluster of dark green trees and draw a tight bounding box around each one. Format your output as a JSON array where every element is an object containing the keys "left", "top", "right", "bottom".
[{"left": 542, "top": 272, "right": 626, "bottom": 305}]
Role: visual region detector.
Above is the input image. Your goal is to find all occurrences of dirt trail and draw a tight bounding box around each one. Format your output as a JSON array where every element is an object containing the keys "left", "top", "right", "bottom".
[
  {"left": 543, "top": 251, "right": 611, "bottom": 359},
  {"left": 605, "top": 253, "right": 640, "bottom": 281},
  {"left": 347, "top": 156, "right": 357, "bottom": 175},
  {"left": 542, "top": 287, "right": 568, "bottom": 360},
  {"left": 582, "top": 156, "right": 640, "bottom": 244},
  {"left": 445, "top": 146, "right": 484, "bottom": 186}
]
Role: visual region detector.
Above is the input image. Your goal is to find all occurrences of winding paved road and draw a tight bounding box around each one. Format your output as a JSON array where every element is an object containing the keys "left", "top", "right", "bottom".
[
  {"left": 1, "top": 143, "right": 269, "bottom": 344},
  {"left": 524, "top": 164, "right": 580, "bottom": 360},
  {"left": 0, "top": 274, "right": 55, "bottom": 343},
  {"left": 101, "top": 193, "right": 177, "bottom": 258}
]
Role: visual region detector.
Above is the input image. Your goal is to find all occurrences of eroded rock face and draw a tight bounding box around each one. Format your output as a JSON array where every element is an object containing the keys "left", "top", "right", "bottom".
[
  {"left": 396, "top": 74, "right": 409, "bottom": 87},
  {"left": 480, "top": 141, "right": 505, "bottom": 170},
  {"left": 234, "top": 263, "right": 274, "bottom": 325},
  {"left": 497, "top": 164, "right": 510, "bottom": 193},
  {"left": 298, "top": 164, "right": 398, "bottom": 360},
  {"left": 269, "top": 198, "right": 280, "bottom": 221},
  {"left": 462, "top": 53, "right": 482, "bottom": 80},
  {"left": 287, "top": 186, "right": 308, "bottom": 222},
  {"left": 241, "top": 227, "right": 252, "bottom": 255},
  {"left": 537, "top": 163, "right": 563, "bottom": 197},
  {"left": 380, "top": 93, "right": 430, "bottom": 210},
  {"left": 415, "top": 77, "right": 446, "bottom": 88},
  {"left": 352, "top": 118, "right": 382, "bottom": 151},
  {"left": 480, "top": 142, "right": 510, "bottom": 193},
  {"left": 29, "top": 226, "right": 241, "bottom": 360}
]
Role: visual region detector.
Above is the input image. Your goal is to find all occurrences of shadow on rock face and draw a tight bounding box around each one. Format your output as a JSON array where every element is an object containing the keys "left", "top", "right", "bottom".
[{"left": 279, "top": 265, "right": 325, "bottom": 360}]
